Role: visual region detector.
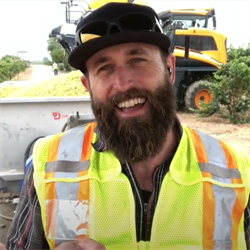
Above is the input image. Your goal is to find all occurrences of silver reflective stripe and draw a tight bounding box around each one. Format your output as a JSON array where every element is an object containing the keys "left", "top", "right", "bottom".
[
  {"left": 55, "top": 178, "right": 78, "bottom": 203},
  {"left": 199, "top": 163, "right": 241, "bottom": 179},
  {"left": 53, "top": 126, "right": 88, "bottom": 240},
  {"left": 212, "top": 185, "right": 236, "bottom": 250},
  {"left": 45, "top": 200, "right": 89, "bottom": 247},
  {"left": 57, "top": 126, "right": 86, "bottom": 161},
  {"left": 45, "top": 161, "right": 89, "bottom": 173},
  {"left": 197, "top": 131, "right": 228, "bottom": 169},
  {"left": 55, "top": 175, "right": 79, "bottom": 200},
  {"left": 196, "top": 130, "right": 236, "bottom": 250},
  {"left": 214, "top": 239, "right": 232, "bottom": 250},
  {"left": 54, "top": 172, "right": 80, "bottom": 241},
  {"left": 54, "top": 125, "right": 87, "bottom": 198},
  {"left": 197, "top": 131, "right": 232, "bottom": 185}
]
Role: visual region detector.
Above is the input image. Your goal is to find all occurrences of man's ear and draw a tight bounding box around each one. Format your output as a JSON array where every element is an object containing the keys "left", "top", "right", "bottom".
[
  {"left": 81, "top": 75, "right": 90, "bottom": 92},
  {"left": 166, "top": 53, "right": 176, "bottom": 85}
]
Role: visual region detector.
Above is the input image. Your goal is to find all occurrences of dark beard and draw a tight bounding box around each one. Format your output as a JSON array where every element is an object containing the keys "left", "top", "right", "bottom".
[{"left": 90, "top": 74, "right": 177, "bottom": 164}]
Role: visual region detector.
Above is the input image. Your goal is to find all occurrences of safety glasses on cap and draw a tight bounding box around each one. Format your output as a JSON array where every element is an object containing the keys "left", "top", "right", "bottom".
[{"left": 76, "top": 12, "right": 163, "bottom": 45}]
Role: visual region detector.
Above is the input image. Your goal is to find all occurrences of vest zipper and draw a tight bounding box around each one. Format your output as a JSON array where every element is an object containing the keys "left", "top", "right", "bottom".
[
  {"left": 143, "top": 195, "right": 153, "bottom": 241},
  {"left": 144, "top": 203, "right": 147, "bottom": 214},
  {"left": 143, "top": 202, "right": 148, "bottom": 241}
]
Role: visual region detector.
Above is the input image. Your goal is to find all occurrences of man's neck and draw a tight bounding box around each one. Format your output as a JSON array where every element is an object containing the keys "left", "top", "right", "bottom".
[{"left": 130, "top": 125, "right": 179, "bottom": 192}]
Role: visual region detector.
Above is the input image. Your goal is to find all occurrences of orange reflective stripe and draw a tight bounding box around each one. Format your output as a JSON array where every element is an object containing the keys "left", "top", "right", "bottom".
[
  {"left": 188, "top": 128, "right": 208, "bottom": 162},
  {"left": 45, "top": 134, "right": 62, "bottom": 180},
  {"left": 188, "top": 129, "right": 215, "bottom": 249},
  {"left": 219, "top": 141, "right": 246, "bottom": 248},
  {"left": 77, "top": 123, "right": 94, "bottom": 239},
  {"left": 45, "top": 172, "right": 54, "bottom": 180},
  {"left": 77, "top": 178, "right": 90, "bottom": 201},
  {"left": 219, "top": 141, "right": 245, "bottom": 248},
  {"left": 76, "top": 180, "right": 90, "bottom": 240},
  {"left": 203, "top": 182, "right": 215, "bottom": 250},
  {"left": 46, "top": 133, "right": 63, "bottom": 247},
  {"left": 80, "top": 122, "right": 96, "bottom": 161},
  {"left": 44, "top": 172, "right": 56, "bottom": 242},
  {"left": 231, "top": 187, "right": 246, "bottom": 250},
  {"left": 219, "top": 141, "right": 242, "bottom": 185},
  {"left": 45, "top": 188, "right": 57, "bottom": 244},
  {"left": 201, "top": 172, "right": 212, "bottom": 179},
  {"left": 48, "top": 133, "right": 63, "bottom": 161},
  {"left": 45, "top": 133, "right": 63, "bottom": 196}
]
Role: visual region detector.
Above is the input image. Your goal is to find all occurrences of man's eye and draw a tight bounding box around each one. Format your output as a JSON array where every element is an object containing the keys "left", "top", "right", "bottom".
[
  {"left": 131, "top": 58, "right": 145, "bottom": 63},
  {"left": 98, "top": 65, "right": 112, "bottom": 72}
]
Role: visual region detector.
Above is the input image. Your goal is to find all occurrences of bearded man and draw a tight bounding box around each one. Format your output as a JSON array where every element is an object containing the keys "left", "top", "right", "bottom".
[{"left": 5, "top": 2, "right": 250, "bottom": 250}]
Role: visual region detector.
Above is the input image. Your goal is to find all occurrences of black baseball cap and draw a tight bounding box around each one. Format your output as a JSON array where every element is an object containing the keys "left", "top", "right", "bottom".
[{"left": 68, "top": 2, "right": 171, "bottom": 73}]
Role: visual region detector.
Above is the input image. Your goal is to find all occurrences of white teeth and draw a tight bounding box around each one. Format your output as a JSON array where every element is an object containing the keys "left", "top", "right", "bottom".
[
  {"left": 124, "top": 101, "right": 130, "bottom": 108},
  {"left": 118, "top": 98, "right": 146, "bottom": 108},
  {"left": 128, "top": 99, "right": 134, "bottom": 107}
]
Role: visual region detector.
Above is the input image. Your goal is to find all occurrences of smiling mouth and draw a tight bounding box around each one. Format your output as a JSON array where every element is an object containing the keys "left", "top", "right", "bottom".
[{"left": 117, "top": 97, "right": 146, "bottom": 110}]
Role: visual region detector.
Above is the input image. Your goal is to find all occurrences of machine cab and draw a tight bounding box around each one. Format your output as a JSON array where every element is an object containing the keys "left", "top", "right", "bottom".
[{"left": 159, "top": 7, "right": 216, "bottom": 32}]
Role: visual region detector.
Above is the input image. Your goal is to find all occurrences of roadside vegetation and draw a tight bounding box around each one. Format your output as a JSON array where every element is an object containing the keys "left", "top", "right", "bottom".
[
  {"left": 194, "top": 43, "right": 250, "bottom": 124},
  {"left": 0, "top": 55, "right": 29, "bottom": 83}
]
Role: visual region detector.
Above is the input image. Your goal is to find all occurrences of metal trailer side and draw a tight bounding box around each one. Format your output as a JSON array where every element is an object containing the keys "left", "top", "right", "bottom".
[{"left": 0, "top": 97, "right": 92, "bottom": 192}]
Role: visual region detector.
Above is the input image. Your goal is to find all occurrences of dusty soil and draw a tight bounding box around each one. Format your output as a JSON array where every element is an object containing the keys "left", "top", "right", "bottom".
[
  {"left": 11, "top": 65, "right": 68, "bottom": 82},
  {"left": 1, "top": 66, "right": 249, "bottom": 245},
  {"left": 0, "top": 203, "right": 16, "bottom": 245},
  {"left": 11, "top": 67, "right": 34, "bottom": 81},
  {"left": 178, "top": 111, "right": 250, "bottom": 156}
]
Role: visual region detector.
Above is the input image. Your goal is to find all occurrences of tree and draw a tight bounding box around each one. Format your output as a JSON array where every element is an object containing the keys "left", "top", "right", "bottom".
[
  {"left": 195, "top": 43, "right": 250, "bottom": 124},
  {"left": 0, "top": 55, "right": 29, "bottom": 83},
  {"left": 227, "top": 44, "right": 250, "bottom": 64},
  {"left": 47, "top": 38, "right": 71, "bottom": 71},
  {"left": 50, "top": 49, "right": 64, "bottom": 63},
  {"left": 47, "top": 38, "right": 62, "bottom": 52}
]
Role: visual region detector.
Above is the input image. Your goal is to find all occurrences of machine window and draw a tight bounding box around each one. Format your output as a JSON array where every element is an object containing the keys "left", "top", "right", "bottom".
[{"left": 175, "top": 35, "right": 217, "bottom": 51}]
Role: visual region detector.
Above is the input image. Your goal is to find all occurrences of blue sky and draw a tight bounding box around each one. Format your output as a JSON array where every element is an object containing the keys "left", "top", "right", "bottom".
[{"left": 0, "top": 0, "right": 249, "bottom": 61}]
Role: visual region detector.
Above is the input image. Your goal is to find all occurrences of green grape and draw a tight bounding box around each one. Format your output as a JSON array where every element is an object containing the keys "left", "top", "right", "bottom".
[{"left": 0, "top": 70, "right": 90, "bottom": 98}]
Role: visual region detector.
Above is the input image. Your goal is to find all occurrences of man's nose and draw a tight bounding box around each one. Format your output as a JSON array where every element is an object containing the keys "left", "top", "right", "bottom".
[{"left": 112, "top": 66, "right": 134, "bottom": 92}]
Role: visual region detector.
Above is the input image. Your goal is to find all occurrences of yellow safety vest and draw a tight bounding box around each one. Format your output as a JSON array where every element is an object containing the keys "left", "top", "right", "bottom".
[
  {"left": 33, "top": 122, "right": 250, "bottom": 250},
  {"left": 52, "top": 63, "right": 58, "bottom": 70}
]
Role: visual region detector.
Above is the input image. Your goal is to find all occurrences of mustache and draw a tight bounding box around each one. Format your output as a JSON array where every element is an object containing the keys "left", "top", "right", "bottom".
[{"left": 111, "top": 88, "right": 150, "bottom": 106}]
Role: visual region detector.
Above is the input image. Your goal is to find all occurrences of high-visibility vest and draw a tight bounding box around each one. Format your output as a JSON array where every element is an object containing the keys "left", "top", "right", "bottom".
[
  {"left": 33, "top": 122, "right": 250, "bottom": 250},
  {"left": 52, "top": 63, "right": 58, "bottom": 70}
]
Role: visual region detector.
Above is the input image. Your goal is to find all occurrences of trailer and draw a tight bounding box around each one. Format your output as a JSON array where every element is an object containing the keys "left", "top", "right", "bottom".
[{"left": 0, "top": 96, "right": 94, "bottom": 193}]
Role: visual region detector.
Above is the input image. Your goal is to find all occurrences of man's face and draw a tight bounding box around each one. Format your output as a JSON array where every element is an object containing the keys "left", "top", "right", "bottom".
[{"left": 82, "top": 43, "right": 177, "bottom": 163}]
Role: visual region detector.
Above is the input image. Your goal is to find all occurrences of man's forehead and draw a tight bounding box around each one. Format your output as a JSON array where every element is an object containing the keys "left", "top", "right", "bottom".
[
  {"left": 97, "top": 42, "right": 156, "bottom": 56},
  {"left": 86, "top": 42, "right": 158, "bottom": 67}
]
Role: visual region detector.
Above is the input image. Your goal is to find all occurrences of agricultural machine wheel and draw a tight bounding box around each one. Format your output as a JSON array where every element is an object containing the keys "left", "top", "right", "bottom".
[{"left": 184, "top": 81, "right": 212, "bottom": 109}]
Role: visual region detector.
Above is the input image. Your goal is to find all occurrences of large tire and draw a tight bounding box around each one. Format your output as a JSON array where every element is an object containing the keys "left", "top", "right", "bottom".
[{"left": 184, "top": 80, "right": 212, "bottom": 109}]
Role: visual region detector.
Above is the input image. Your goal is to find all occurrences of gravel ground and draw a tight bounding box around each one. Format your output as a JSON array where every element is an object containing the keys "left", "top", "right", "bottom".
[{"left": 0, "top": 203, "right": 16, "bottom": 245}]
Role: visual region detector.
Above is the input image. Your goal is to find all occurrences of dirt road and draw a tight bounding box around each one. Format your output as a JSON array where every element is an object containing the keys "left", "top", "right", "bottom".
[
  {"left": 11, "top": 64, "right": 67, "bottom": 82},
  {"left": 178, "top": 111, "right": 250, "bottom": 156}
]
